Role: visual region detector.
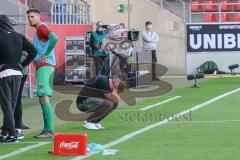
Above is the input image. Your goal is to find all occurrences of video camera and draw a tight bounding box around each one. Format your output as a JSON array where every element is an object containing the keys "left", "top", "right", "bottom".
[
  {"left": 100, "top": 24, "right": 139, "bottom": 54},
  {"left": 101, "top": 24, "right": 139, "bottom": 41}
]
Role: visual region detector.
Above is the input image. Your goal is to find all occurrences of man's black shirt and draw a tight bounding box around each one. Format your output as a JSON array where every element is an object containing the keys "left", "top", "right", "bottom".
[
  {"left": 0, "top": 15, "right": 37, "bottom": 72},
  {"left": 0, "top": 31, "right": 37, "bottom": 72},
  {"left": 76, "top": 75, "right": 112, "bottom": 104}
]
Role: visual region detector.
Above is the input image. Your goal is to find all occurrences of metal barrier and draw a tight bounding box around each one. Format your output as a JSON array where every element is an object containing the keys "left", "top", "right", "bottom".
[
  {"left": 189, "top": 2, "right": 240, "bottom": 23},
  {"left": 51, "top": 2, "right": 91, "bottom": 24}
]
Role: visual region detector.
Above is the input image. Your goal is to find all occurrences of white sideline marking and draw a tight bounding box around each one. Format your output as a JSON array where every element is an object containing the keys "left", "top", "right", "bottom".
[
  {"left": 168, "top": 120, "right": 240, "bottom": 124},
  {"left": 0, "top": 142, "right": 49, "bottom": 145},
  {"left": 70, "top": 88, "right": 240, "bottom": 160},
  {"left": 140, "top": 96, "right": 182, "bottom": 111},
  {"left": 0, "top": 142, "right": 49, "bottom": 160}
]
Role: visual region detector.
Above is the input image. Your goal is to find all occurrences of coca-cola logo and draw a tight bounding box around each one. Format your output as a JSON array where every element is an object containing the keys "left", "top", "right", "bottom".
[{"left": 59, "top": 141, "right": 80, "bottom": 149}]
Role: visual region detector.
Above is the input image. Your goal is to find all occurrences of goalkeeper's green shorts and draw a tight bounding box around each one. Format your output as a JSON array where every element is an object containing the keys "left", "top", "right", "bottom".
[{"left": 36, "top": 66, "right": 55, "bottom": 97}]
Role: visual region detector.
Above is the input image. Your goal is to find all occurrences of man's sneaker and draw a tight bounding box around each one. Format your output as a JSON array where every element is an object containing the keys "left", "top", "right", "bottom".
[
  {"left": 1, "top": 136, "right": 19, "bottom": 143},
  {"left": 95, "top": 123, "right": 105, "bottom": 129},
  {"left": 16, "top": 129, "right": 24, "bottom": 140},
  {"left": 83, "top": 121, "right": 99, "bottom": 130},
  {"left": 33, "top": 131, "right": 55, "bottom": 138}
]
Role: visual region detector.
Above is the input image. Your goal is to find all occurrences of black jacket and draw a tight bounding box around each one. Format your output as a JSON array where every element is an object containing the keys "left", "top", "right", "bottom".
[{"left": 0, "top": 14, "right": 37, "bottom": 72}]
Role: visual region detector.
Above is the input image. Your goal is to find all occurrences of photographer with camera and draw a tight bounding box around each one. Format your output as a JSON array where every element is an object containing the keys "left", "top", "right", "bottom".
[
  {"left": 90, "top": 21, "right": 108, "bottom": 75},
  {"left": 100, "top": 23, "right": 140, "bottom": 79}
]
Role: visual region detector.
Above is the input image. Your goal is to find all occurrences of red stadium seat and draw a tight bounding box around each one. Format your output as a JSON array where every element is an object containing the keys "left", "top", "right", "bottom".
[
  {"left": 191, "top": 0, "right": 203, "bottom": 12},
  {"left": 220, "top": 13, "right": 231, "bottom": 22},
  {"left": 220, "top": 0, "right": 232, "bottom": 11},
  {"left": 205, "top": 0, "right": 218, "bottom": 12},
  {"left": 204, "top": 13, "right": 218, "bottom": 22},
  {"left": 233, "top": 0, "right": 240, "bottom": 11},
  {"left": 233, "top": 13, "right": 240, "bottom": 21}
]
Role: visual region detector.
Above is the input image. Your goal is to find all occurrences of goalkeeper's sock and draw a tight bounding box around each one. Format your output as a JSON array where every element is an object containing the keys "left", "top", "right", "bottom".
[{"left": 41, "top": 102, "right": 54, "bottom": 131}]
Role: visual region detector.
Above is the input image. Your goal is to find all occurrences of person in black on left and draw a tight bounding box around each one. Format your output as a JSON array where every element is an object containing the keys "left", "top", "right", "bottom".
[{"left": 0, "top": 14, "right": 37, "bottom": 143}]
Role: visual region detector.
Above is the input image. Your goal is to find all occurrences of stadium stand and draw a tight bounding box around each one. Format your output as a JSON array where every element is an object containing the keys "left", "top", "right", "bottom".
[
  {"left": 220, "top": 0, "right": 232, "bottom": 11},
  {"left": 151, "top": 0, "right": 240, "bottom": 23},
  {"left": 233, "top": 12, "right": 240, "bottom": 21},
  {"left": 221, "top": 13, "right": 232, "bottom": 22},
  {"left": 234, "top": 0, "right": 240, "bottom": 10},
  {"left": 205, "top": 0, "right": 218, "bottom": 12},
  {"left": 188, "top": 0, "right": 240, "bottom": 23},
  {"left": 204, "top": 13, "right": 218, "bottom": 22},
  {"left": 191, "top": 0, "right": 203, "bottom": 12}
]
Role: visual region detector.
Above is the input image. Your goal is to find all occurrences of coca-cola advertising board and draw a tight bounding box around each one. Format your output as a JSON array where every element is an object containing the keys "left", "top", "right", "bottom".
[{"left": 49, "top": 133, "right": 87, "bottom": 156}]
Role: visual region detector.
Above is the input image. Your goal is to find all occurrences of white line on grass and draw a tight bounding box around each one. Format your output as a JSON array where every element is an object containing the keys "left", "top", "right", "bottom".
[
  {"left": 140, "top": 96, "right": 182, "bottom": 111},
  {"left": 168, "top": 120, "right": 240, "bottom": 124},
  {"left": 0, "top": 142, "right": 50, "bottom": 160},
  {"left": 70, "top": 88, "right": 240, "bottom": 160},
  {"left": 0, "top": 142, "right": 49, "bottom": 145}
]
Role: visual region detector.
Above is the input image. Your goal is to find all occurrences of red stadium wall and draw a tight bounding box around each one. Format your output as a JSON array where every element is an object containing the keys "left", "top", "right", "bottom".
[{"left": 27, "top": 24, "right": 93, "bottom": 84}]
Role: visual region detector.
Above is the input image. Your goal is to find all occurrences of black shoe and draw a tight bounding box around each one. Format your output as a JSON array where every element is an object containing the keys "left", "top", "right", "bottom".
[
  {"left": 0, "top": 130, "right": 8, "bottom": 137},
  {"left": 16, "top": 129, "right": 24, "bottom": 140},
  {"left": 0, "top": 135, "right": 6, "bottom": 143},
  {"left": 1, "top": 136, "right": 19, "bottom": 143},
  {"left": 0, "top": 126, "right": 8, "bottom": 136},
  {"left": 21, "top": 124, "right": 30, "bottom": 130},
  {"left": 33, "top": 130, "right": 55, "bottom": 138}
]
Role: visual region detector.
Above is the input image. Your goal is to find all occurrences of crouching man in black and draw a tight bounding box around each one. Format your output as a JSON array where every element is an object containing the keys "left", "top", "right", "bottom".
[{"left": 76, "top": 75, "right": 125, "bottom": 130}]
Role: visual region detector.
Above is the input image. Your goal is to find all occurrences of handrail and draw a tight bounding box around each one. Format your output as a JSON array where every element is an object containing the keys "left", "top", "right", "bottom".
[{"left": 51, "top": 2, "right": 91, "bottom": 24}]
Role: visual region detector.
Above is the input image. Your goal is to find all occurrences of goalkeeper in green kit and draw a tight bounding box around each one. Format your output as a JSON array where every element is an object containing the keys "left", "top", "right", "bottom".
[{"left": 27, "top": 8, "right": 58, "bottom": 138}]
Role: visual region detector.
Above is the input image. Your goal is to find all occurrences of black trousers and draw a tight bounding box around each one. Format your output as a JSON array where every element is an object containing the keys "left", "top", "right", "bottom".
[
  {"left": 151, "top": 50, "right": 157, "bottom": 78},
  {"left": 0, "top": 76, "right": 21, "bottom": 136},
  {"left": 77, "top": 97, "right": 118, "bottom": 123},
  {"left": 14, "top": 75, "right": 27, "bottom": 129}
]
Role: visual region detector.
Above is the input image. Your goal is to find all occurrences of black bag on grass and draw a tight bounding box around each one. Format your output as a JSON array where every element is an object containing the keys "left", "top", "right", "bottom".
[{"left": 197, "top": 61, "right": 219, "bottom": 74}]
